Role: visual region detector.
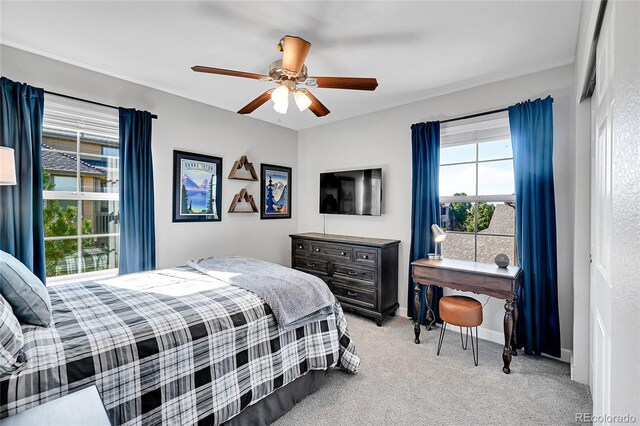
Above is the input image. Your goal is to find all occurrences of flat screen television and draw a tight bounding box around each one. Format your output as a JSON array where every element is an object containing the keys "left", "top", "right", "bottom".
[{"left": 319, "top": 168, "right": 382, "bottom": 215}]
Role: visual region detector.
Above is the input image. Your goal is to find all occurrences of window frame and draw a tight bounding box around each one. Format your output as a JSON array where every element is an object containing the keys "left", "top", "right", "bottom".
[
  {"left": 42, "top": 98, "right": 120, "bottom": 281},
  {"left": 439, "top": 114, "right": 516, "bottom": 263}
]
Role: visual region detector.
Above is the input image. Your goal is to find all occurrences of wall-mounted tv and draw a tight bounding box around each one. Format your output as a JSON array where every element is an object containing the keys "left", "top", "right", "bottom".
[{"left": 319, "top": 168, "right": 382, "bottom": 216}]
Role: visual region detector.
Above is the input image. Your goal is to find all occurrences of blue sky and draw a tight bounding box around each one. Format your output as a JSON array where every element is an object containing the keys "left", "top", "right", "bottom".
[{"left": 440, "top": 140, "right": 514, "bottom": 196}]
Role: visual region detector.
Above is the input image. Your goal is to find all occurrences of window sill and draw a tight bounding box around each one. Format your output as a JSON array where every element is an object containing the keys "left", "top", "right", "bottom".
[{"left": 47, "top": 269, "right": 118, "bottom": 286}]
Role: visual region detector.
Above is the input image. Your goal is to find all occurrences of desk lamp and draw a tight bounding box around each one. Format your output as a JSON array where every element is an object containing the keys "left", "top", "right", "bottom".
[{"left": 429, "top": 224, "right": 447, "bottom": 260}]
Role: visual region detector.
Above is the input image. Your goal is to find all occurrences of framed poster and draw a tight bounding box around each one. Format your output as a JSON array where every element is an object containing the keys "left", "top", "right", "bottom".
[
  {"left": 261, "top": 164, "right": 292, "bottom": 220},
  {"left": 172, "top": 150, "right": 222, "bottom": 223}
]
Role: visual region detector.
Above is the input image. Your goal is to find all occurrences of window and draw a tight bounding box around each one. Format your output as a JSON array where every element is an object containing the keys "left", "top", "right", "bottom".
[
  {"left": 42, "top": 95, "right": 120, "bottom": 278},
  {"left": 439, "top": 114, "right": 516, "bottom": 264},
  {"left": 51, "top": 176, "right": 78, "bottom": 192}
]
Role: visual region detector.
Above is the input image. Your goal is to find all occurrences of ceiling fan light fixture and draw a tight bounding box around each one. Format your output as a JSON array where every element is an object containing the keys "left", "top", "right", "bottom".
[
  {"left": 271, "top": 85, "right": 289, "bottom": 103},
  {"left": 273, "top": 96, "right": 289, "bottom": 114},
  {"left": 294, "top": 90, "right": 312, "bottom": 112}
]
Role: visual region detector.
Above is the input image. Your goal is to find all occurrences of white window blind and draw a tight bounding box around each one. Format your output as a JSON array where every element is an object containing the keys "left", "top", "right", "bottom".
[
  {"left": 441, "top": 112, "right": 511, "bottom": 147},
  {"left": 43, "top": 95, "right": 119, "bottom": 139}
]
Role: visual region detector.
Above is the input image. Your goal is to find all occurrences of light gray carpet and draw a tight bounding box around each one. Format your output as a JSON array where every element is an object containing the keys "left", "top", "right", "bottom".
[{"left": 274, "top": 313, "right": 592, "bottom": 426}]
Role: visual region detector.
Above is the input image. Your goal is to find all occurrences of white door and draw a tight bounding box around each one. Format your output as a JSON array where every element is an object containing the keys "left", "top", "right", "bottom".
[{"left": 590, "top": 2, "right": 614, "bottom": 419}]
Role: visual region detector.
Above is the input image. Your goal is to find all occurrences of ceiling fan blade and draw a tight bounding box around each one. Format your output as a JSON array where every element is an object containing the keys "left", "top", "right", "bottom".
[
  {"left": 301, "top": 89, "right": 330, "bottom": 117},
  {"left": 192, "top": 66, "right": 270, "bottom": 81},
  {"left": 237, "top": 90, "right": 274, "bottom": 115},
  {"left": 281, "top": 36, "right": 311, "bottom": 75},
  {"left": 312, "top": 77, "right": 378, "bottom": 91}
]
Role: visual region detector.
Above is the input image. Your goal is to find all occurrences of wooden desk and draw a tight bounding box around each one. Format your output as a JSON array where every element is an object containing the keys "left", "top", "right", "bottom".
[{"left": 411, "top": 258, "right": 523, "bottom": 374}]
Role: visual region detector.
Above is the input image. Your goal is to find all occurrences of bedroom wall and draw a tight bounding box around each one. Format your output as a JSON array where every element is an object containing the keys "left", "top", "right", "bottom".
[
  {"left": 297, "top": 64, "right": 576, "bottom": 360},
  {"left": 0, "top": 45, "right": 298, "bottom": 269}
]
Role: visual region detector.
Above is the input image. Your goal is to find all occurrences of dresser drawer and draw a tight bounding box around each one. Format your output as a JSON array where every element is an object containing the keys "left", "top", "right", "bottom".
[
  {"left": 310, "top": 243, "right": 352, "bottom": 260},
  {"left": 292, "top": 239, "right": 311, "bottom": 255},
  {"left": 294, "top": 256, "right": 329, "bottom": 276},
  {"left": 333, "top": 264, "right": 375, "bottom": 284},
  {"left": 333, "top": 280, "right": 377, "bottom": 309},
  {"left": 290, "top": 233, "right": 399, "bottom": 326},
  {"left": 354, "top": 248, "right": 377, "bottom": 266}
]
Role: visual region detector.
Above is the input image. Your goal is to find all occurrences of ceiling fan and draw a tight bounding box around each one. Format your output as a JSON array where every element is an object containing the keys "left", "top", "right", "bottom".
[{"left": 192, "top": 35, "right": 378, "bottom": 117}]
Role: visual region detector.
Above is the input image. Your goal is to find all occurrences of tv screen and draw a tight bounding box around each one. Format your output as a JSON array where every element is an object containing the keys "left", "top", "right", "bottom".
[{"left": 319, "top": 168, "right": 382, "bottom": 215}]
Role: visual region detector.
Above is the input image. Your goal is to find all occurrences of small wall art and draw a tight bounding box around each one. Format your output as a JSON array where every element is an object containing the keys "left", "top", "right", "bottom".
[
  {"left": 172, "top": 150, "right": 222, "bottom": 222},
  {"left": 260, "top": 163, "right": 291, "bottom": 220}
]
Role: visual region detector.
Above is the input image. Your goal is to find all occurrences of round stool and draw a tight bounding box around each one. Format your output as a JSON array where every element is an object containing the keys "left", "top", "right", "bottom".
[{"left": 437, "top": 295, "right": 483, "bottom": 366}]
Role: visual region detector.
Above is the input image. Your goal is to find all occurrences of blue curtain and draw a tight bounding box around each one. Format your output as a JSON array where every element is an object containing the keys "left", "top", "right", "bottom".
[
  {"left": 0, "top": 77, "right": 46, "bottom": 283},
  {"left": 408, "top": 121, "right": 443, "bottom": 324},
  {"left": 509, "top": 96, "right": 561, "bottom": 357},
  {"left": 119, "top": 108, "right": 156, "bottom": 274}
]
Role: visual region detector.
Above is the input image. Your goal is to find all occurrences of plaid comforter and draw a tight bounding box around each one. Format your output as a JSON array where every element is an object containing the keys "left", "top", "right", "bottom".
[{"left": 0, "top": 266, "right": 359, "bottom": 425}]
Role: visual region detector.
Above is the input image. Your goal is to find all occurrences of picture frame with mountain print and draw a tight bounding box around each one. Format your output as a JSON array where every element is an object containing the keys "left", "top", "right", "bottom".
[
  {"left": 260, "top": 164, "right": 292, "bottom": 220},
  {"left": 172, "top": 150, "right": 222, "bottom": 223}
]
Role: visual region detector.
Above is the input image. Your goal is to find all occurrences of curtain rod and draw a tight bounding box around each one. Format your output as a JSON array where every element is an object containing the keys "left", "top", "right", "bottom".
[
  {"left": 440, "top": 107, "right": 508, "bottom": 124},
  {"left": 44, "top": 90, "right": 158, "bottom": 119}
]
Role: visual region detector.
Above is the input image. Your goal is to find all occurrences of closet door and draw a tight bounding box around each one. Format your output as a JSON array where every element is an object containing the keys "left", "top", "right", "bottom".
[{"left": 589, "top": 1, "right": 614, "bottom": 418}]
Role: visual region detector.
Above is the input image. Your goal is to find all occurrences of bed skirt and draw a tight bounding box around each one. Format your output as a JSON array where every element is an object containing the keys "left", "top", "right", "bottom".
[{"left": 222, "top": 370, "right": 327, "bottom": 426}]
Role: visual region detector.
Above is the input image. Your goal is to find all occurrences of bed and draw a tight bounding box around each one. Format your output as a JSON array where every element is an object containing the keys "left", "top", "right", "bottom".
[{"left": 0, "top": 260, "right": 359, "bottom": 425}]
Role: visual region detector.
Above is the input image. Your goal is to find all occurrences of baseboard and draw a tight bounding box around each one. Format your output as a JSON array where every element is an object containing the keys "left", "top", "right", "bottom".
[
  {"left": 546, "top": 348, "right": 572, "bottom": 364},
  {"left": 399, "top": 310, "right": 571, "bottom": 363},
  {"left": 398, "top": 307, "right": 408, "bottom": 318}
]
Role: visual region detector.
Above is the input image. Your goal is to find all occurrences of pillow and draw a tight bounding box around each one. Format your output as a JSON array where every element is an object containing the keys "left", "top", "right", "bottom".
[
  {"left": 0, "top": 250, "right": 52, "bottom": 326},
  {"left": 0, "top": 295, "right": 27, "bottom": 375}
]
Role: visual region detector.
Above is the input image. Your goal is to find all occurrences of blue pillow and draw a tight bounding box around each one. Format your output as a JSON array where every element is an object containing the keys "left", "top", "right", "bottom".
[{"left": 0, "top": 250, "right": 52, "bottom": 327}]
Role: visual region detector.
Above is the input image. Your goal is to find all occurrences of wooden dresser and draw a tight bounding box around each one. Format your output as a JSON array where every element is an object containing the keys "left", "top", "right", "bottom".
[{"left": 290, "top": 233, "right": 400, "bottom": 326}]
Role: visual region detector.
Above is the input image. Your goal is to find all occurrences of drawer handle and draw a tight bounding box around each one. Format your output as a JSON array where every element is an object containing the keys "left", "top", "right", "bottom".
[
  {"left": 341, "top": 251, "right": 346, "bottom": 256},
  {"left": 297, "top": 245, "right": 303, "bottom": 249},
  {"left": 347, "top": 291, "right": 358, "bottom": 297},
  {"left": 348, "top": 271, "right": 357, "bottom": 276},
  {"left": 362, "top": 254, "right": 369, "bottom": 259},
  {"left": 306, "top": 263, "right": 316, "bottom": 268},
  {"left": 315, "top": 248, "right": 321, "bottom": 252}
]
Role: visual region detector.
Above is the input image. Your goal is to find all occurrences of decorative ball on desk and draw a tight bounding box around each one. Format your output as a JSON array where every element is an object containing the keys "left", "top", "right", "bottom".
[{"left": 495, "top": 254, "right": 510, "bottom": 268}]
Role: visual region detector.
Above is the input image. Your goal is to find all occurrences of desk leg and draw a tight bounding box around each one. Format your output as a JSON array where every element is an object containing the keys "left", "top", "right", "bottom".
[
  {"left": 425, "top": 285, "right": 434, "bottom": 331},
  {"left": 511, "top": 296, "right": 519, "bottom": 356},
  {"left": 502, "top": 300, "right": 515, "bottom": 374},
  {"left": 413, "top": 283, "right": 421, "bottom": 344}
]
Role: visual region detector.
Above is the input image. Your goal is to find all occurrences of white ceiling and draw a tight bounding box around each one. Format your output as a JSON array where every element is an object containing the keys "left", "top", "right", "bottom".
[{"left": 0, "top": 1, "right": 581, "bottom": 130}]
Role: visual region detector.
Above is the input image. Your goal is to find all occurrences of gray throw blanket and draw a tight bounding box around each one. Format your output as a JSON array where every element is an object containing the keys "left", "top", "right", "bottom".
[{"left": 187, "top": 256, "right": 336, "bottom": 330}]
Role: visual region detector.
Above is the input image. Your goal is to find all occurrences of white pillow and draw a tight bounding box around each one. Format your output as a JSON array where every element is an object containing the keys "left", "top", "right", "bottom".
[{"left": 0, "top": 294, "right": 26, "bottom": 375}]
